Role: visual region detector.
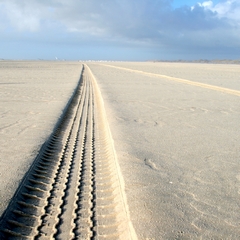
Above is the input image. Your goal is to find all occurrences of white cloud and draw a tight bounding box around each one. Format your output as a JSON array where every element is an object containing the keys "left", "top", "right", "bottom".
[
  {"left": 0, "top": 2, "right": 40, "bottom": 31},
  {"left": 200, "top": 1, "right": 213, "bottom": 8},
  {"left": 200, "top": 0, "right": 240, "bottom": 22}
]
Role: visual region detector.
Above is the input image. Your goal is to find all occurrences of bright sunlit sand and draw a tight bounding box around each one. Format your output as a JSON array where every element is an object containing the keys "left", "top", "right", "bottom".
[
  {"left": 0, "top": 61, "right": 81, "bottom": 215},
  {"left": 89, "top": 62, "right": 240, "bottom": 239},
  {"left": 1, "top": 61, "right": 240, "bottom": 239}
]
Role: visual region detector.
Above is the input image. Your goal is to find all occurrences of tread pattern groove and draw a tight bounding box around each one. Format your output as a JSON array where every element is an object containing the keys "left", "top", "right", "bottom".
[{"left": 0, "top": 64, "right": 136, "bottom": 240}]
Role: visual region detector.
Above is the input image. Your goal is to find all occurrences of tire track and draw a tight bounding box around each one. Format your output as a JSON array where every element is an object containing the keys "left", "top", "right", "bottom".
[
  {"left": 98, "top": 63, "right": 240, "bottom": 97},
  {"left": 0, "top": 65, "right": 136, "bottom": 240}
]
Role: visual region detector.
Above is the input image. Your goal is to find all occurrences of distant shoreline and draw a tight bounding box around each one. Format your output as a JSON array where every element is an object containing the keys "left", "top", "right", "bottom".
[{"left": 1, "top": 59, "right": 240, "bottom": 64}]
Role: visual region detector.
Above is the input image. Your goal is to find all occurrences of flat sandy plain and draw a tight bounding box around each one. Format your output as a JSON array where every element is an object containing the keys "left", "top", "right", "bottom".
[
  {"left": 0, "top": 61, "right": 81, "bottom": 215},
  {"left": 1, "top": 61, "right": 240, "bottom": 239}
]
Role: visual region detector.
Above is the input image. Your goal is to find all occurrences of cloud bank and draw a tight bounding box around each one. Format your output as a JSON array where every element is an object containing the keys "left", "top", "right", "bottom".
[{"left": 0, "top": 0, "right": 240, "bottom": 59}]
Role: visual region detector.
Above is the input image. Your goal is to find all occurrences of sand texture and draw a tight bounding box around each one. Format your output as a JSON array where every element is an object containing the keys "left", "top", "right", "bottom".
[
  {"left": 0, "top": 61, "right": 82, "bottom": 216},
  {"left": 88, "top": 62, "right": 240, "bottom": 239},
  {"left": 1, "top": 61, "right": 240, "bottom": 239},
  {"left": 0, "top": 63, "right": 135, "bottom": 239}
]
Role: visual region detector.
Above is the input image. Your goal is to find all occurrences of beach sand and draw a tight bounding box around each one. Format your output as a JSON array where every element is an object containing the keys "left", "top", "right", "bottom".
[
  {"left": 0, "top": 61, "right": 82, "bottom": 216},
  {"left": 88, "top": 62, "right": 240, "bottom": 239},
  {"left": 1, "top": 61, "right": 240, "bottom": 239}
]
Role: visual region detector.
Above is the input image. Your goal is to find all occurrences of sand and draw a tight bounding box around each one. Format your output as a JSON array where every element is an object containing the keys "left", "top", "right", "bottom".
[
  {"left": 1, "top": 61, "right": 240, "bottom": 239},
  {"left": 87, "top": 62, "right": 240, "bottom": 239},
  {"left": 0, "top": 61, "right": 82, "bottom": 216}
]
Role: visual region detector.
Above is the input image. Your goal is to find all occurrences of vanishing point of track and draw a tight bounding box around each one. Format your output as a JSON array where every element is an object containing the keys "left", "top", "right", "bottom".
[{"left": 0, "top": 65, "right": 135, "bottom": 239}]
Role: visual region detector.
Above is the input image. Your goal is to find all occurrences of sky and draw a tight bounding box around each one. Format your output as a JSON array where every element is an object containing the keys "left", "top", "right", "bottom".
[{"left": 0, "top": 0, "right": 240, "bottom": 61}]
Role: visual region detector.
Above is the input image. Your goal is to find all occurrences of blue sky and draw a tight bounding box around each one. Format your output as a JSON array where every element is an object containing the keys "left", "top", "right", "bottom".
[{"left": 0, "top": 0, "right": 239, "bottom": 60}]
